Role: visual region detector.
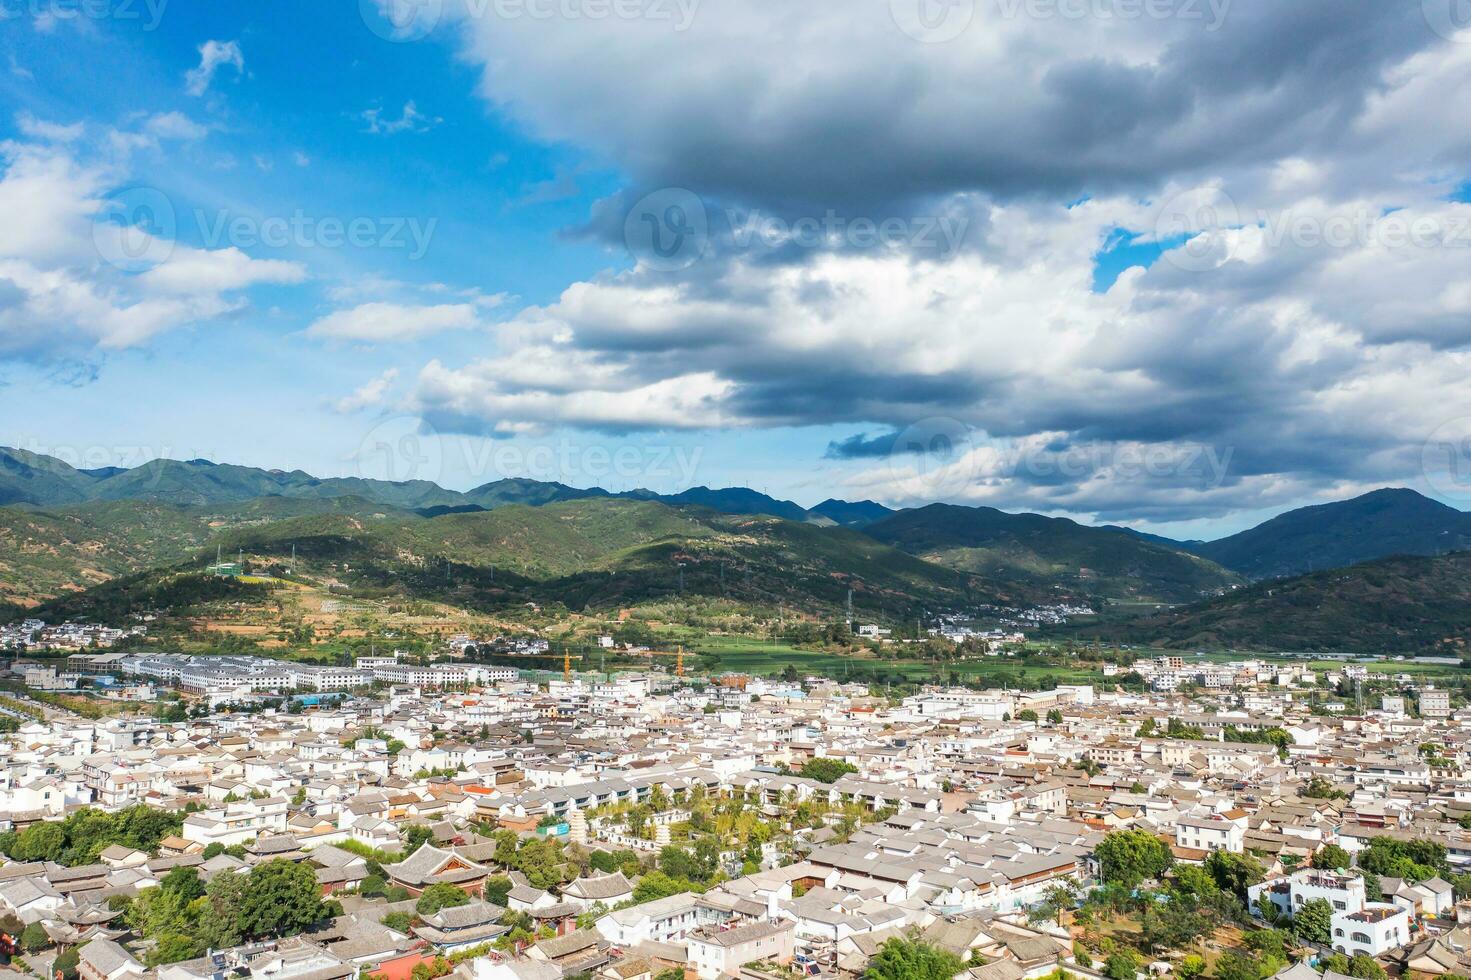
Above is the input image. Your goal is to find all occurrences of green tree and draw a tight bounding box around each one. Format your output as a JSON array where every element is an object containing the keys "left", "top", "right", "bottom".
[
  {"left": 1172, "top": 865, "right": 1218, "bottom": 897},
  {"left": 1178, "top": 955, "right": 1206, "bottom": 980},
  {"left": 401, "top": 825, "right": 434, "bottom": 856},
  {"left": 8, "top": 821, "right": 65, "bottom": 862},
  {"left": 200, "top": 869, "right": 248, "bottom": 950},
  {"left": 1291, "top": 897, "right": 1333, "bottom": 944},
  {"left": 1204, "top": 851, "right": 1263, "bottom": 900},
  {"left": 1016, "top": 709, "right": 1039, "bottom": 723},
  {"left": 1046, "top": 709, "right": 1064, "bottom": 725},
  {"left": 1312, "top": 844, "right": 1352, "bottom": 871},
  {"left": 18, "top": 922, "right": 49, "bottom": 952},
  {"left": 148, "top": 933, "right": 202, "bottom": 967},
  {"left": 515, "top": 837, "right": 565, "bottom": 889},
  {"left": 1096, "top": 830, "right": 1173, "bottom": 888},
  {"left": 239, "top": 860, "right": 331, "bottom": 938},
  {"left": 863, "top": 938, "right": 965, "bottom": 980},
  {"left": 632, "top": 870, "right": 701, "bottom": 903},
  {"left": 798, "top": 758, "right": 858, "bottom": 784},
  {"left": 160, "top": 867, "right": 206, "bottom": 903},
  {"left": 1214, "top": 952, "right": 1265, "bottom": 980},
  {"left": 1301, "top": 776, "right": 1346, "bottom": 800},
  {"left": 484, "top": 876, "right": 513, "bottom": 907},
  {"left": 416, "top": 883, "right": 471, "bottom": 916},
  {"left": 1358, "top": 837, "right": 1447, "bottom": 883},
  {"left": 1245, "top": 929, "right": 1289, "bottom": 961},
  {"left": 1317, "top": 954, "right": 1382, "bottom": 980},
  {"left": 54, "top": 947, "right": 80, "bottom": 980},
  {"left": 1103, "top": 950, "right": 1141, "bottom": 980}
]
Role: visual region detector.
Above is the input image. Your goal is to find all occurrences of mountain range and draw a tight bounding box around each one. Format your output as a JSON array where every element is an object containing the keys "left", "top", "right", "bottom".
[
  {"left": 1080, "top": 549, "right": 1471, "bottom": 656},
  {"left": 5, "top": 446, "right": 1471, "bottom": 653},
  {"left": 0, "top": 447, "right": 824, "bottom": 521}
]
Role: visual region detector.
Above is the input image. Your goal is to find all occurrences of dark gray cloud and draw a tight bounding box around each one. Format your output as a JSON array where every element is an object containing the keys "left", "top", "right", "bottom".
[
  {"left": 457, "top": 0, "right": 1434, "bottom": 212},
  {"left": 405, "top": 0, "right": 1471, "bottom": 524}
]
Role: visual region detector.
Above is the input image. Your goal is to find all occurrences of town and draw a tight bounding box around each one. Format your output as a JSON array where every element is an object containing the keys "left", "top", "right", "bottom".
[{"left": 3, "top": 650, "right": 1470, "bottom": 980}]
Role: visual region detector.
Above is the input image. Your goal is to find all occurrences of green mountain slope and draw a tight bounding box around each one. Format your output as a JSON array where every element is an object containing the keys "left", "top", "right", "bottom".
[
  {"left": 0, "top": 496, "right": 418, "bottom": 606},
  {"left": 0, "top": 501, "right": 214, "bottom": 605},
  {"left": 0, "top": 447, "right": 104, "bottom": 506},
  {"left": 0, "top": 447, "right": 465, "bottom": 510},
  {"left": 205, "top": 499, "right": 976, "bottom": 618},
  {"left": 0, "top": 448, "right": 829, "bottom": 523},
  {"left": 1189, "top": 488, "right": 1471, "bottom": 579},
  {"left": 1084, "top": 551, "right": 1471, "bottom": 655},
  {"left": 658, "top": 487, "right": 810, "bottom": 522},
  {"left": 864, "top": 503, "right": 1240, "bottom": 603}
]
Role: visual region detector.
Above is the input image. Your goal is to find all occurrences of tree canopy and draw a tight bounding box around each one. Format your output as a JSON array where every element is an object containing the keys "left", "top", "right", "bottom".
[
  {"left": 863, "top": 938, "right": 965, "bottom": 980},
  {"left": 1097, "top": 830, "right": 1173, "bottom": 888}
]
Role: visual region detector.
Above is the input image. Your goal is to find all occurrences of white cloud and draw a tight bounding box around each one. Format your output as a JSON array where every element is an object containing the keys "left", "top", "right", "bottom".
[
  {"left": 185, "top": 40, "right": 244, "bottom": 97},
  {"left": 306, "top": 302, "right": 481, "bottom": 342},
  {"left": 137, "top": 246, "right": 306, "bottom": 296},
  {"left": 359, "top": 101, "right": 440, "bottom": 136},
  {"left": 16, "top": 113, "right": 84, "bottom": 144},
  {"left": 333, "top": 368, "right": 400, "bottom": 414},
  {"left": 409, "top": 185, "right": 1471, "bottom": 520},
  {"left": 144, "top": 112, "right": 208, "bottom": 142},
  {"left": 0, "top": 140, "right": 308, "bottom": 358}
]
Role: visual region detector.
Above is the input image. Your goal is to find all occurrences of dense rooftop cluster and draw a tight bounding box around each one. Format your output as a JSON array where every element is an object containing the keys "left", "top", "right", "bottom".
[{"left": 3, "top": 659, "right": 1471, "bottom": 980}]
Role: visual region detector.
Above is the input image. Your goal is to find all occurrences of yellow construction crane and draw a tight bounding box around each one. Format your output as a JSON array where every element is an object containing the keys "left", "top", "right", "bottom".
[
  {"left": 563, "top": 648, "right": 572, "bottom": 680},
  {"left": 676, "top": 645, "right": 684, "bottom": 678}
]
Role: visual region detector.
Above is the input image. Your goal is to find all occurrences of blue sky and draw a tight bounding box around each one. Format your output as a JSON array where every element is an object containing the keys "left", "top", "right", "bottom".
[{"left": 4, "top": 0, "right": 1471, "bottom": 539}]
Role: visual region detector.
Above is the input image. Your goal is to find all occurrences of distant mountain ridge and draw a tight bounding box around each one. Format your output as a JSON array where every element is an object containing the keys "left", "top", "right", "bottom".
[
  {"left": 1081, "top": 549, "right": 1471, "bottom": 655},
  {"left": 8, "top": 447, "right": 1471, "bottom": 602},
  {"left": 1181, "top": 488, "right": 1471, "bottom": 580},
  {"left": 810, "top": 498, "right": 896, "bottom": 528},
  {"left": 864, "top": 503, "right": 1241, "bottom": 603},
  {"left": 0, "top": 448, "right": 820, "bottom": 523}
]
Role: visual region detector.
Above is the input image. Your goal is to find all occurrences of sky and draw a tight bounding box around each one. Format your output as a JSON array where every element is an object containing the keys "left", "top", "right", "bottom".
[{"left": 4, "top": 0, "right": 1471, "bottom": 539}]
